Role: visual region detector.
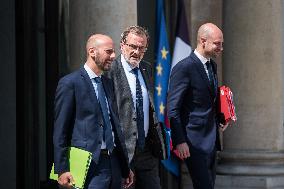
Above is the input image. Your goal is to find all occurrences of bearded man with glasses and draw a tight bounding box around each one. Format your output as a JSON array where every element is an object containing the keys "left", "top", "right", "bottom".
[{"left": 106, "top": 26, "right": 166, "bottom": 189}]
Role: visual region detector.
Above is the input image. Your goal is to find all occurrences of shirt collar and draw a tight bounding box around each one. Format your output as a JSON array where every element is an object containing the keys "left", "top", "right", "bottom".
[
  {"left": 84, "top": 64, "right": 100, "bottom": 79},
  {"left": 194, "top": 49, "right": 210, "bottom": 65}
]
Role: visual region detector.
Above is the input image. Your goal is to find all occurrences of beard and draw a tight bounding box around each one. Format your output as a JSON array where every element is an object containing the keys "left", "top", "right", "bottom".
[
  {"left": 94, "top": 53, "right": 111, "bottom": 72},
  {"left": 123, "top": 53, "right": 142, "bottom": 68},
  {"left": 206, "top": 49, "right": 221, "bottom": 59}
]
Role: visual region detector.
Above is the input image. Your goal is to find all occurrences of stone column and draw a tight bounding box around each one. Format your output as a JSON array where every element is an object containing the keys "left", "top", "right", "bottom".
[
  {"left": 68, "top": 0, "right": 137, "bottom": 71},
  {"left": 216, "top": 1, "right": 284, "bottom": 188}
]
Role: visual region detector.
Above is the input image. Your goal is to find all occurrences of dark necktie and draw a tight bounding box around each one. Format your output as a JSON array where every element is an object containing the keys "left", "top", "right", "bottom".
[
  {"left": 132, "top": 67, "right": 145, "bottom": 150},
  {"left": 206, "top": 61, "right": 216, "bottom": 92},
  {"left": 94, "top": 77, "right": 114, "bottom": 152}
]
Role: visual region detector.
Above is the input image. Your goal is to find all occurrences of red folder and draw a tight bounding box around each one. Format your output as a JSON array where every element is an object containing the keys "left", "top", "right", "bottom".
[{"left": 219, "top": 85, "right": 237, "bottom": 125}]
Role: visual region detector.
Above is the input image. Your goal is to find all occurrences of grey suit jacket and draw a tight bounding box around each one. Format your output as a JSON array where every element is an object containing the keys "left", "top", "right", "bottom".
[{"left": 105, "top": 55, "right": 166, "bottom": 161}]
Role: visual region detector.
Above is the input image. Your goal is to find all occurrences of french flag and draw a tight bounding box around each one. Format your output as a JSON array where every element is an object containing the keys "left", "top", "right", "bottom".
[{"left": 171, "top": 0, "right": 191, "bottom": 70}]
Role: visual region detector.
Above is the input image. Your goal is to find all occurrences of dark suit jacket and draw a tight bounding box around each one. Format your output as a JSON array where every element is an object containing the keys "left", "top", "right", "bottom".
[
  {"left": 53, "top": 67, "right": 130, "bottom": 178},
  {"left": 105, "top": 55, "right": 166, "bottom": 161},
  {"left": 167, "top": 52, "right": 220, "bottom": 154}
]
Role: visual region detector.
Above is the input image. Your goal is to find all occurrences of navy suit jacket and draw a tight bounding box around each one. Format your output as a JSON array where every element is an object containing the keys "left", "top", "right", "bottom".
[
  {"left": 53, "top": 67, "right": 129, "bottom": 177},
  {"left": 167, "top": 52, "right": 220, "bottom": 154}
]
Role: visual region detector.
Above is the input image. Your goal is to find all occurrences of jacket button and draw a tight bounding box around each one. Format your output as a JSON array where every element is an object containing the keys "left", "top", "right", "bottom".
[
  {"left": 99, "top": 124, "right": 103, "bottom": 127},
  {"left": 133, "top": 118, "right": 136, "bottom": 121},
  {"left": 133, "top": 132, "right": 136, "bottom": 136}
]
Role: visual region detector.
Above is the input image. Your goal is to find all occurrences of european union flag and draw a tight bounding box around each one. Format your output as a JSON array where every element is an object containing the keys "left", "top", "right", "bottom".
[{"left": 154, "top": 0, "right": 179, "bottom": 176}]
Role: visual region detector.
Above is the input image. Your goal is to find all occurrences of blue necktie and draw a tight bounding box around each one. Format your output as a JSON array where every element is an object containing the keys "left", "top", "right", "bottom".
[
  {"left": 94, "top": 77, "right": 114, "bottom": 152},
  {"left": 132, "top": 67, "right": 145, "bottom": 150},
  {"left": 206, "top": 61, "right": 216, "bottom": 93}
]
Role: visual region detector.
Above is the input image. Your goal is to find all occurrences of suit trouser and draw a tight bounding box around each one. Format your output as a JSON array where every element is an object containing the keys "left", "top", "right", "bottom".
[
  {"left": 84, "top": 149, "right": 122, "bottom": 189},
  {"left": 129, "top": 143, "right": 161, "bottom": 189},
  {"left": 185, "top": 146, "right": 217, "bottom": 189}
]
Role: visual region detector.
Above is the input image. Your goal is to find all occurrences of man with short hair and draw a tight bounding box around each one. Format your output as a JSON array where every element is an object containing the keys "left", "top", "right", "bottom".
[
  {"left": 167, "top": 23, "right": 224, "bottom": 189},
  {"left": 53, "top": 34, "right": 133, "bottom": 189},
  {"left": 106, "top": 26, "right": 166, "bottom": 189}
]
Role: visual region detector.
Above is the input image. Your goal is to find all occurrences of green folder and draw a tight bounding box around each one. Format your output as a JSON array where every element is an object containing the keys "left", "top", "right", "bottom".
[{"left": 50, "top": 147, "right": 92, "bottom": 189}]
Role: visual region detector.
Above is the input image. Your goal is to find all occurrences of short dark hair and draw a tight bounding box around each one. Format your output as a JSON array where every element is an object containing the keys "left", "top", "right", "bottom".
[{"left": 120, "top": 25, "right": 150, "bottom": 46}]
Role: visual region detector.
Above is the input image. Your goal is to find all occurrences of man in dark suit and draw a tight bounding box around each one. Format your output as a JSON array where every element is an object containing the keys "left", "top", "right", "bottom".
[
  {"left": 106, "top": 26, "right": 166, "bottom": 189},
  {"left": 167, "top": 23, "right": 224, "bottom": 189},
  {"left": 53, "top": 34, "right": 133, "bottom": 189}
]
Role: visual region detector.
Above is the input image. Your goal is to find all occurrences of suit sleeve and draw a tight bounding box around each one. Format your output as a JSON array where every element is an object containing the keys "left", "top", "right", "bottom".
[
  {"left": 53, "top": 78, "right": 75, "bottom": 175},
  {"left": 167, "top": 61, "right": 191, "bottom": 146}
]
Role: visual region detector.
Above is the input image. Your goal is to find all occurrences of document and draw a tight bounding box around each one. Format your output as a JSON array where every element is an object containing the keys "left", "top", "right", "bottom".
[{"left": 50, "top": 147, "right": 92, "bottom": 189}]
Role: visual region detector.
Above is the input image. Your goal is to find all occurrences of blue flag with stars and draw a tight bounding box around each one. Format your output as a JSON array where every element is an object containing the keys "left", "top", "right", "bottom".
[{"left": 154, "top": 0, "right": 179, "bottom": 177}]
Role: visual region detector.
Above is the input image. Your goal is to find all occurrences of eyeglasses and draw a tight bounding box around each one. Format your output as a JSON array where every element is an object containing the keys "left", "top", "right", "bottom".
[{"left": 124, "top": 43, "right": 147, "bottom": 52}]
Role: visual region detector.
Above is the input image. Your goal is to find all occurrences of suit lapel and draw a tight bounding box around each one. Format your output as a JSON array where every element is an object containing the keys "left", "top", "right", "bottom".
[
  {"left": 139, "top": 66, "right": 149, "bottom": 90},
  {"left": 139, "top": 62, "right": 155, "bottom": 113},
  {"left": 139, "top": 61, "right": 160, "bottom": 125},
  {"left": 79, "top": 67, "right": 101, "bottom": 110},
  {"left": 115, "top": 57, "right": 135, "bottom": 109},
  {"left": 191, "top": 53, "right": 215, "bottom": 97}
]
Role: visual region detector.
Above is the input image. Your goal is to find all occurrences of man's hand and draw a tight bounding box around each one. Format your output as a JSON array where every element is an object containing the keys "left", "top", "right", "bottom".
[
  {"left": 123, "top": 169, "right": 134, "bottom": 188},
  {"left": 58, "top": 172, "right": 75, "bottom": 188},
  {"left": 220, "top": 123, "right": 229, "bottom": 132},
  {"left": 176, "top": 142, "right": 190, "bottom": 160}
]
